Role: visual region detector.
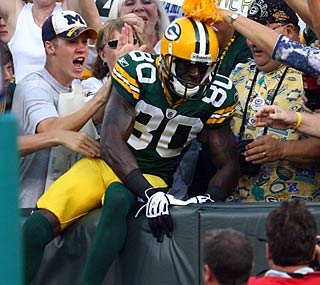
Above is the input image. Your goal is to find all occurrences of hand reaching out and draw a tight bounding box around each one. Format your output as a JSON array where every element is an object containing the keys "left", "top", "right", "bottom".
[
  {"left": 254, "top": 105, "right": 299, "bottom": 130},
  {"left": 54, "top": 130, "right": 100, "bottom": 158}
]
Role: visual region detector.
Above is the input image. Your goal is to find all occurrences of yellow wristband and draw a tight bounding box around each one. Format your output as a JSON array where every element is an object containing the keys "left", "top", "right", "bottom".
[{"left": 293, "top": 112, "right": 302, "bottom": 130}]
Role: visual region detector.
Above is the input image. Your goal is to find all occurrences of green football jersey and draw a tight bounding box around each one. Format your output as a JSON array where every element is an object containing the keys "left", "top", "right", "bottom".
[{"left": 112, "top": 51, "right": 238, "bottom": 183}]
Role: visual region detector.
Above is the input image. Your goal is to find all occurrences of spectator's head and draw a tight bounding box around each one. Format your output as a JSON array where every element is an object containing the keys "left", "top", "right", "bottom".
[
  {"left": 247, "top": 0, "right": 299, "bottom": 27},
  {"left": 266, "top": 200, "right": 317, "bottom": 268},
  {"left": 41, "top": 10, "right": 98, "bottom": 85},
  {"left": 0, "top": 40, "right": 13, "bottom": 90},
  {"left": 160, "top": 17, "right": 219, "bottom": 100},
  {"left": 203, "top": 228, "right": 253, "bottom": 285},
  {"left": 93, "top": 19, "right": 144, "bottom": 80},
  {"left": 246, "top": 0, "right": 299, "bottom": 72},
  {"left": 0, "top": 17, "right": 10, "bottom": 44},
  {"left": 42, "top": 10, "right": 97, "bottom": 45},
  {"left": 108, "top": 0, "right": 169, "bottom": 46}
]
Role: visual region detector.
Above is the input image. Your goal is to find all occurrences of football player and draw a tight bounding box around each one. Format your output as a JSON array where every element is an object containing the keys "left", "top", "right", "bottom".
[{"left": 22, "top": 17, "right": 240, "bottom": 284}]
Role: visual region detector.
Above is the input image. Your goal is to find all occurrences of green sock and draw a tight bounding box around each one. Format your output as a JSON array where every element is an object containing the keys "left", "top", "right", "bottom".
[
  {"left": 22, "top": 212, "right": 55, "bottom": 285},
  {"left": 81, "top": 182, "right": 136, "bottom": 285}
]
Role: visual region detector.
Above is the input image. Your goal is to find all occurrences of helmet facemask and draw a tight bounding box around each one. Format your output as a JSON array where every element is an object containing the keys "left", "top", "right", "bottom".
[{"left": 161, "top": 54, "right": 218, "bottom": 99}]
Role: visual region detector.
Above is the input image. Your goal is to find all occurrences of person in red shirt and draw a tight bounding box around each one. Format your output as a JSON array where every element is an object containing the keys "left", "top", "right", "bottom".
[{"left": 248, "top": 200, "right": 320, "bottom": 285}]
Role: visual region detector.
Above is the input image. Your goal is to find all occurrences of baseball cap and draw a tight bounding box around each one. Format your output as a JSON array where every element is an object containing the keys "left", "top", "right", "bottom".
[
  {"left": 42, "top": 10, "right": 97, "bottom": 44},
  {"left": 247, "top": 0, "right": 299, "bottom": 26}
]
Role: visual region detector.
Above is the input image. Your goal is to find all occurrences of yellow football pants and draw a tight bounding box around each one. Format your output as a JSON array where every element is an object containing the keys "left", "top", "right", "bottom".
[{"left": 37, "top": 157, "right": 167, "bottom": 229}]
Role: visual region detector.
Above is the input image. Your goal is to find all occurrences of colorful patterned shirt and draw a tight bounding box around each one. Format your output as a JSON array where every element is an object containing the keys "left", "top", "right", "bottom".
[{"left": 230, "top": 61, "right": 320, "bottom": 202}]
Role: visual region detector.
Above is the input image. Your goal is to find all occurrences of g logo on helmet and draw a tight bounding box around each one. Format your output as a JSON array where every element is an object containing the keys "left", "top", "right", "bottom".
[{"left": 164, "top": 22, "right": 181, "bottom": 41}]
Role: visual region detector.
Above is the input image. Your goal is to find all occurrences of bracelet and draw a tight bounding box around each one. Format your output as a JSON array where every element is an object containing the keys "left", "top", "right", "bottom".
[{"left": 293, "top": 112, "right": 302, "bottom": 130}]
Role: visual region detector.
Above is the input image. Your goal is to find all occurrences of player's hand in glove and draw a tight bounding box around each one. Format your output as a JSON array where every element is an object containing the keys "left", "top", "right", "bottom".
[
  {"left": 184, "top": 194, "right": 215, "bottom": 204},
  {"left": 135, "top": 189, "right": 176, "bottom": 242},
  {"left": 145, "top": 191, "right": 173, "bottom": 242}
]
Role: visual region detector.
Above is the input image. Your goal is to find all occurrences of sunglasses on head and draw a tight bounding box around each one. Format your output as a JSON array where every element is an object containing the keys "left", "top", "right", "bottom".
[{"left": 107, "top": 38, "right": 138, "bottom": 48}]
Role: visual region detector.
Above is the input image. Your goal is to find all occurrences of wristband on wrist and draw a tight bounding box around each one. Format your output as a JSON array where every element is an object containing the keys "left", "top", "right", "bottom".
[
  {"left": 123, "top": 168, "right": 153, "bottom": 201},
  {"left": 206, "top": 186, "right": 226, "bottom": 202},
  {"left": 293, "top": 112, "right": 302, "bottom": 130}
]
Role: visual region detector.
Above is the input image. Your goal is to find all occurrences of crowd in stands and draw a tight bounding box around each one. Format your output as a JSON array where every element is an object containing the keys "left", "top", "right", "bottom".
[{"left": 1, "top": 0, "right": 320, "bottom": 284}]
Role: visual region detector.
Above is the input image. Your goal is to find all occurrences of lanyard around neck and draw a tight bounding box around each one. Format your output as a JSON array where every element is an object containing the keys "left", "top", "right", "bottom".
[{"left": 238, "top": 66, "right": 289, "bottom": 140}]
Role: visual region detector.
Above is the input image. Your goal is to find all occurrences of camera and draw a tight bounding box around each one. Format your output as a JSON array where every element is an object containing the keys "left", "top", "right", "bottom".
[
  {"left": 238, "top": 139, "right": 261, "bottom": 176},
  {"left": 303, "top": 74, "right": 320, "bottom": 111}
]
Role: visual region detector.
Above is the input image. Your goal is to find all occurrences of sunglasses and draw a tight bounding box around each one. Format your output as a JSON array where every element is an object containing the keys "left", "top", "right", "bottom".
[{"left": 107, "top": 38, "right": 138, "bottom": 49}]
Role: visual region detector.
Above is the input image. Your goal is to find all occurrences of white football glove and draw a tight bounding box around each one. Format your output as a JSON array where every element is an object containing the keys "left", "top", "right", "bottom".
[{"left": 184, "top": 194, "right": 215, "bottom": 204}]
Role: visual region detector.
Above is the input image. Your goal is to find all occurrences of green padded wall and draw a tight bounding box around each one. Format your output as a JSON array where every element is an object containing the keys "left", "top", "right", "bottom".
[
  {"left": 22, "top": 203, "right": 320, "bottom": 285},
  {"left": 0, "top": 114, "right": 21, "bottom": 285}
]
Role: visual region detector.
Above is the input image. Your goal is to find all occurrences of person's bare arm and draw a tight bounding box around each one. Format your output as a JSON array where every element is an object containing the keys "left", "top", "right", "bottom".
[
  {"left": 244, "top": 135, "right": 320, "bottom": 165},
  {"left": 19, "top": 130, "right": 100, "bottom": 157},
  {"left": 285, "top": 0, "right": 313, "bottom": 29},
  {"left": 254, "top": 105, "right": 320, "bottom": 138},
  {"left": 219, "top": 9, "right": 279, "bottom": 57},
  {"left": 287, "top": 0, "right": 320, "bottom": 38},
  {"left": 0, "top": 0, "right": 24, "bottom": 38},
  {"left": 206, "top": 123, "right": 240, "bottom": 201},
  {"left": 280, "top": 137, "right": 320, "bottom": 163},
  {"left": 63, "top": 0, "right": 102, "bottom": 32},
  {"left": 36, "top": 87, "right": 108, "bottom": 133},
  {"left": 307, "top": 0, "right": 320, "bottom": 39}
]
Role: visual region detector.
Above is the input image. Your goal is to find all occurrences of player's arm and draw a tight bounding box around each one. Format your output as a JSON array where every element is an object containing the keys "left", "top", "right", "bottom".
[
  {"left": 206, "top": 123, "right": 240, "bottom": 201},
  {"left": 100, "top": 87, "right": 174, "bottom": 242},
  {"left": 100, "top": 87, "right": 139, "bottom": 178},
  {"left": 99, "top": 86, "right": 157, "bottom": 199}
]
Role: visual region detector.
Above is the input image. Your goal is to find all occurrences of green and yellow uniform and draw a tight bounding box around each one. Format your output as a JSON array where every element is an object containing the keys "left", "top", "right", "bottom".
[{"left": 37, "top": 51, "right": 237, "bottom": 228}]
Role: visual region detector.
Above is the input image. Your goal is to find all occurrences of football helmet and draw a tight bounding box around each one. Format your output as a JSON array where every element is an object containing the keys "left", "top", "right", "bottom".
[{"left": 160, "top": 17, "right": 219, "bottom": 99}]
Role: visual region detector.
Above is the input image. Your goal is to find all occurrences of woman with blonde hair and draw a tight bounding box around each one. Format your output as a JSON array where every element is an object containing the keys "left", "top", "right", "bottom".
[{"left": 108, "top": 0, "right": 169, "bottom": 52}]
